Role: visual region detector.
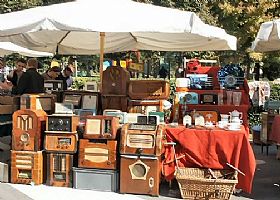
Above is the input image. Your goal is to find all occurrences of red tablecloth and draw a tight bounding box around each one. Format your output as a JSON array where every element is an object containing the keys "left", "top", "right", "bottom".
[
  {"left": 163, "top": 126, "right": 256, "bottom": 193},
  {"left": 269, "top": 115, "right": 280, "bottom": 144}
]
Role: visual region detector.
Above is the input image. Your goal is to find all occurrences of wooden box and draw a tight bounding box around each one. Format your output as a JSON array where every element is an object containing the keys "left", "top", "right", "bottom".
[
  {"left": 44, "top": 133, "right": 78, "bottom": 154},
  {"left": 102, "top": 66, "right": 130, "bottom": 95},
  {"left": 261, "top": 112, "right": 276, "bottom": 144},
  {"left": 12, "top": 109, "right": 47, "bottom": 151},
  {"left": 20, "top": 93, "right": 55, "bottom": 114},
  {"left": 84, "top": 115, "right": 119, "bottom": 140},
  {"left": 128, "top": 80, "right": 170, "bottom": 100},
  {"left": 0, "top": 95, "right": 20, "bottom": 112},
  {"left": 120, "top": 124, "right": 165, "bottom": 156},
  {"left": 120, "top": 155, "right": 161, "bottom": 196},
  {"left": 78, "top": 139, "right": 117, "bottom": 170},
  {"left": 127, "top": 99, "right": 164, "bottom": 114},
  {"left": 102, "top": 95, "right": 128, "bottom": 112},
  {"left": 11, "top": 150, "right": 43, "bottom": 185},
  {"left": 46, "top": 115, "right": 79, "bottom": 133},
  {"left": 46, "top": 153, "right": 73, "bottom": 187}
]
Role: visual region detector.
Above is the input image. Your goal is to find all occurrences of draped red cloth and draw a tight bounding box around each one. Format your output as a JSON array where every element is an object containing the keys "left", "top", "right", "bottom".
[{"left": 162, "top": 126, "right": 256, "bottom": 193}]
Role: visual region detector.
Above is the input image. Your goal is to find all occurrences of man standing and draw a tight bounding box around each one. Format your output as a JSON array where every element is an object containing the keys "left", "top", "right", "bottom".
[
  {"left": 7, "top": 58, "right": 26, "bottom": 86},
  {"left": 41, "top": 66, "right": 61, "bottom": 80},
  {"left": 56, "top": 66, "right": 74, "bottom": 90}
]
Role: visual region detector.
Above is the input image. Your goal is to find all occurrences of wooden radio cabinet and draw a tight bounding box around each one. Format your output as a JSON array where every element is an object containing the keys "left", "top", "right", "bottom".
[
  {"left": 11, "top": 150, "right": 43, "bottom": 185},
  {"left": 46, "top": 153, "right": 73, "bottom": 187},
  {"left": 127, "top": 99, "right": 164, "bottom": 114},
  {"left": 44, "top": 133, "right": 78, "bottom": 154},
  {"left": 102, "top": 95, "right": 128, "bottom": 112},
  {"left": 78, "top": 139, "right": 117, "bottom": 170},
  {"left": 12, "top": 109, "right": 47, "bottom": 151}
]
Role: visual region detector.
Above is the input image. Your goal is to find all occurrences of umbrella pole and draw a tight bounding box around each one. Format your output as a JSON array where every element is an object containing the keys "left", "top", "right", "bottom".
[{"left": 99, "top": 32, "right": 105, "bottom": 92}]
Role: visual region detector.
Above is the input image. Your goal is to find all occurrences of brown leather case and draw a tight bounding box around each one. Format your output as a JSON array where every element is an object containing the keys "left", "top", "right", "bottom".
[
  {"left": 46, "top": 115, "right": 79, "bottom": 133},
  {"left": 127, "top": 99, "right": 164, "bottom": 114},
  {"left": 102, "top": 95, "right": 128, "bottom": 112},
  {"left": 46, "top": 153, "right": 73, "bottom": 187},
  {"left": 190, "top": 110, "right": 219, "bottom": 124},
  {"left": 12, "top": 109, "right": 47, "bottom": 151},
  {"left": 78, "top": 139, "right": 117, "bottom": 170},
  {"left": 11, "top": 150, "right": 43, "bottom": 185},
  {"left": 128, "top": 80, "right": 170, "bottom": 100},
  {"left": 102, "top": 66, "right": 130, "bottom": 95},
  {"left": 120, "top": 155, "right": 161, "bottom": 196},
  {"left": 20, "top": 93, "right": 55, "bottom": 114},
  {"left": 44, "top": 133, "right": 78, "bottom": 153},
  {"left": 120, "top": 124, "right": 165, "bottom": 156},
  {"left": 84, "top": 115, "right": 119, "bottom": 140}
]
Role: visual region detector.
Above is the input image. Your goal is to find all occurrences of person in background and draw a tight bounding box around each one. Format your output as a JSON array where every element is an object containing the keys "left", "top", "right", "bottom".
[
  {"left": 56, "top": 65, "right": 74, "bottom": 90},
  {"left": 159, "top": 66, "right": 168, "bottom": 79},
  {"left": 7, "top": 58, "right": 26, "bottom": 86},
  {"left": 0, "top": 58, "right": 44, "bottom": 95},
  {"left": 0, "top": 58, "right": 5, "bottom": 82},
  {"left": 41, "top": 66, "right": 61, "bottom": 80}
]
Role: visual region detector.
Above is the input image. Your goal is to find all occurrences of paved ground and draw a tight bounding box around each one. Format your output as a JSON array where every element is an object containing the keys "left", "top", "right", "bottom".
[{"left": 0, "top": 143, "right": 280, "bottom": 200}]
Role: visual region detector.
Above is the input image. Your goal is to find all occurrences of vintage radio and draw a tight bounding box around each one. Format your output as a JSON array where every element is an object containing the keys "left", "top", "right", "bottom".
[
  {"left": 0, "top": 162, "right": 8, "bottom": 183},
  {"left": 83, "top": 81, "right": 99, "bottom": 92},
  {"left": 46, "top": 153, "right": 73, "bottom": 187},
  {"left": 44, "top": 133, "right": 78, "bottom": 153},
  {"left": 177, "top": 92, "right": 199, "bottom": 105},
  {"left": 20, "top": 94, "right": 55, "bottom": 113},
  {"left": 73, "top": 167, "right": 119, "bottom": 192},
  {"left": 12, "top": 109, "right": 47, "bottom": 151},
  {"left": 103, "top": 109, "right": 127, "bottom": 124},
  {"left": 190, "top": 110, "right": 219, "bottom": 124},
  {"left": 128, "top": 80, "right": 170, "bottom": 100},
  {"left": 81, "top": 94, "right": 98, "bottom": 110},
  {"left": 126, "top": 113, "right": 145, "bottom": 124},
  {"left": 149, "top": 112, "right": 165, "bottom": 123},
  {"left": 128, "top": 100, "right": 164, "bottom": 114},
  {"left": 0, "top": 95, "right": 20, "bottom": 112},
  {"left": 102, "top": 65, "right": 130, "bottom": 95},
  {"left": 137, "top": 115, "right": 159, "bottom": 126},
  {"left": 11, "top": 150, "right": 43, "bottom": 185},
  {"left": 46, "top": 114, "right": 79, "bottom": 133},
  {"left": 44, "top": 80, "right": 63, "bottom": 92},
  {"left": 186, "top": 74, "right": 213, "bottom": 89},
  {"left": 84, "top": 115, "right": 119, "bottom": 140},
  {"left": 102, "top": 95, "right": 128, "bottom": 112},
  {"left": 78, "top": 139, "right": 117, "bottom": 170},
  {"left": 218, "top": 64, "right": 245, "bottom": 89},
  {"left": 200, "top": 94, "right": 218, "bottom": 105},
  {"left": 120, "top": 155, "right": 161, "bottom": 196},
  {"left": 63, "top": 94, "right": 81, "bottom": 108},
  {"left": 120, "top": 124, "right": 165, "bottom": 156},
  {"left": 55, "top": 102, "right": 74, "bottom": 114}
]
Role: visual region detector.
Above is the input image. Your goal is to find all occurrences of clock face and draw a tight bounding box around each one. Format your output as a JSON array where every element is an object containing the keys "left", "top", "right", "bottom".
[{"left": 186, "top": 94, "right": 193, "bottom": 102}]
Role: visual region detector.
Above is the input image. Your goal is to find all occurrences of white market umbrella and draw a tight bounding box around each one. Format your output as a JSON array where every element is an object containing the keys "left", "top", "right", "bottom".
[
  {"left": 251, "top": 19, "right": 280, "bottom": 52},
  {"left": 0, "top": 42, "right": 53, "bottom": 57}
]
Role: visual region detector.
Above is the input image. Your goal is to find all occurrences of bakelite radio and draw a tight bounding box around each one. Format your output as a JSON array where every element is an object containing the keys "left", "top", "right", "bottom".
[
  {"left": 12, "top": 109, "right": 47, "bottom": 151},
  {"left": 84, "top": 115, "right": 119, "bottom": 140},
  {"left": 46, "top": 115, "right": 79, "bottom": 133},
  {"left": 103, "top": 109, "right": 127, "bottom": 124},
  {"left": 120, "top": 155, "right": 161, "bottom": 196},
  {"left": 127, "top": 100, "right": 164, "bottom": 114},
  {"left": 128, "top": 80, "right": 170, "bottom": 100},
  {"left": 44, "top": 133, "right": 78, "bottom": 153},
  {"left": 20, "top": 93, "right": 55, "bottom": 114},
  {"left": 78, "top": 139, "right": 117, "bottom": 170},
  {"left": 11, "top": 150, "right": 43, "bottom": 185},
  {"left": 200, "top": 94, "right": 218, "bottom": 105},
  {"left": 46, "top": 153, "right": 73, "bottom": 187},
  {"left": 120, "top": 124, "right": 165, "bottom": 156}
]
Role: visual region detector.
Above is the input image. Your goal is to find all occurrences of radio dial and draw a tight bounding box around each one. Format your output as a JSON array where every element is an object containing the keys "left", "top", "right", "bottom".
[{"left": 58, "top": 119, "right": 64, "bottom": 125}]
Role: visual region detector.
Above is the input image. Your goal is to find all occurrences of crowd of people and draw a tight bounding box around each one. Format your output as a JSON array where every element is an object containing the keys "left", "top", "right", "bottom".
[{"left": 0, "top": 57, "right": 74, "bottom": 95}]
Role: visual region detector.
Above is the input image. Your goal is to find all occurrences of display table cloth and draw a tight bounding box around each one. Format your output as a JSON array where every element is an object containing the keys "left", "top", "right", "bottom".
[
  {"left": 269, "top": 115, "right": 280, "bottom": 144},
  {"left": 163, "top": 125, "right": 256, "bottom": 193}
]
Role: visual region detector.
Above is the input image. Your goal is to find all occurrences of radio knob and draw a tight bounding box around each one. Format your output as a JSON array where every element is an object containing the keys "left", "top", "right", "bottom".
[
  {"left": 58, "top": 119, "right": 64, "bottom": 125},
  {"left": 137, "top": 148, "right": 143, "bottom": 154}
]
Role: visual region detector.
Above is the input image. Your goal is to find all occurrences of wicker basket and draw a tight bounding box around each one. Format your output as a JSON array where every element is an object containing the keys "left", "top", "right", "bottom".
[{"left": 175, "top": 167, "right": 238, "bottom": 200}]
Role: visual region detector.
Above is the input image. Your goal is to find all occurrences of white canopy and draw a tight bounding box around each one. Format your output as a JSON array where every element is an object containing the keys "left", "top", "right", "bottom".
[
  {"left": 0, "top": 0, "right": 236, "bottom": 54},
  {"left": 251, "top": 19, "right": 280, "bottom": 52},
  {"left": 0, "top": 42, "right": 53, "bottom": 57}
]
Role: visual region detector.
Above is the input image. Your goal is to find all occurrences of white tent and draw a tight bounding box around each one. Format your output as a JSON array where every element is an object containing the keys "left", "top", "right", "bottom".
[
  {"left": 0, "top": 0, "right": 236, "bottom": 54},
  {"left": 251, "top": 19, "right": 280, "bottom": 52},
  {"left": 0, "top": 42, "right": 53, "bottom": 57}
]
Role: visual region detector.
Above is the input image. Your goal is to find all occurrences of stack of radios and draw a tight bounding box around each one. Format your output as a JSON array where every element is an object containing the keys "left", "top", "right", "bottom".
[{"left": 73, "top": 115, "right": 120, "bottom": 192}]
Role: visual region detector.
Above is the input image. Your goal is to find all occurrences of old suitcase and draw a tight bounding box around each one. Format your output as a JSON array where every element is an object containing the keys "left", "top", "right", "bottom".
[
  {"left": 128, "top": 80, "right": 170, "bottom": 100},
  {"left": 73, "top": 167, "right": 119, "bottom": 192},
  {"left": 127, "top": 99, "right": 164, "bottom": 114},
  {"left": 44, "top": 133, "right": 78, "bottom": 154},
  {"left": 12, "top": 109, "right": 47, "bottom": 151},
  {"left": 84, "top": 115, "right": 119, "bottom": 140},
  {"left": 11, "top": 150, "right": 43, "bottom": 185},
  {"left": 46, "top": 114, "right": 79, "bottom": 133},
  {"left": 46, "top": 153, "right": 73, "bottom": 187},
  {"left": 20, "top": 93, "right": 55, "bottom": 114},
  {"left": 120, "top": 124, "right": 165, "bottom": 156},
  {"left": 120, "top": 155, "right": 161, "bottom": 196},
  {"left": 102, "top": 65, "right": 130, "bottom": 95},
  {"left": 102, "top": 95, "right": 128, "bottom": 112},
  {"left": 78, "top": 139, "right": 117, "bottom": 170}
]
